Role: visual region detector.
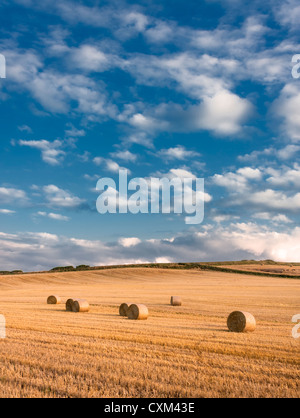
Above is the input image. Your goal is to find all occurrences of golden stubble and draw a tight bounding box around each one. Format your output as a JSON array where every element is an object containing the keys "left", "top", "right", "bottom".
[{"left": 0, "top": 267, "right": 299, "bottom": 398}]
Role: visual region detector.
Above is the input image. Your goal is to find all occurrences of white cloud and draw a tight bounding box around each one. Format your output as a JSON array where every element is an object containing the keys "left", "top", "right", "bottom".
[
  {"left": 4, "top": 48, "right": 42, "bottom": 85},
  {"left": 19, "top": 139, "right": 65, "bottom": 166},
  {"left": 3, "top": 221, "right": 300, "bottom": 271},
  {"left": 110, "top": 150, "right": 137, "bottom": 163},
  {"left": 277, "top": 145, "right": 300, "bottom": 160},
  {"left": 0, "top": 187, "right": 28, "bottom": 205},
  {"left": 127, "top": 52, "right": 232, "bottom": 98},
  {"left": 84, "top": 174, "right": 99, "bottom": 182},
  {"left": 273, "top": 84, "right": 300, "bottom": 142},
  {"left": 245, "top": 52, "right": 290, "bottom": 84},
  {"left": 266, "top": 164, "right": 300, "bottom": 187},
  {"left": 275, "top": 0, "right": 300, "bottom": 30},
  {"left": 253, "top": 212, "right": 292, "bottom": 224},
  {"left": 155, "top": 257, "right": 172, "bottom": 263},
  {"left": 36, "top": 211, "right": 70, "bottom": 221},
  {"left": 121, "top": 92, "right": 252, "bottom": 138},
  {"left": 272, "top": 214, "right": 292, "bottom": 224},
  {"left": 122, "top": 12, "right": 149, "bottom": 33},
  {"left": 119, "top": 237, "right": 142, "bottom": 248},
  {"left": 237, "top": 167, "right": 262, "bottom": 180},
  {"left": 29, "top": 72, "right": 115, "bottom": 117},
  {"left": 65, "top": 124, "right": 86, "bottom": 138},
  {"left": 145, "top": 22, "right": 174, "bottom": 43},
  {"left": 93, "top": 157, "right": 131, "bottom": 174},
  {"left": 2, "top": 44, "right": 117, "bottom": 120},
  {"left": 122, "top": 52, "right": 253, "bottom": 135},
  {"left": 192, "top": 16, "right": 268, "bottom": 53},
  {"left": 129, "top": 113, "right": 168, "bottom": 132},
  {"left": 239, "top": 145, "right": 300, "bottom": 162},
  {"left": 157, "top": 146, "right": 201, "bottom": 160},
  {"left": 69, "top": 45, "right": 111, "bottom": 72},
  {"left": 213, "top": 167, "right": 262, "bottom": 191},
  {"left": 213, "top": 214, "right": 240, "bottom": 223},
  {"left": 46, "top": 1, "right": 114, "bottom": 28},
  {"left": 152, "top": 168, "right": 197, "bottom": 181},
  {"left": 195, "top": 90, "right": 253, "bottom": 135},
  {"left": 169, "top": 168, "right": 197, "bottom": 180},
  {"left": 18, "top": 125, "right": 32, "bottom": 133},
  {"left": 123, "top": 132, "right": 154, "bottom": 149},
  {"left": 240, "top": 189, "right": 300, "bottom": 212},
  {"left": 0, "top": 209, "right": 16, "bottom": 215},
  {"left": 212, "top": 163, "right": 300, "bottom": 218},
  {"left": 151, "top": 168, "right": 212, "bottom": 205},
  {"left": 43, "top": 185, "right": 85, "bottom": 208}
]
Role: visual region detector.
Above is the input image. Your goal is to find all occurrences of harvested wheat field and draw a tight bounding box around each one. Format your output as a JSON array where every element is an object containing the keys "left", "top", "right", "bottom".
[
  {"left": 219, "top": 263, "right": 300, "bottom": 276},
  {"left": 0, "top": 267, "right": 299, "bottom": 398}
]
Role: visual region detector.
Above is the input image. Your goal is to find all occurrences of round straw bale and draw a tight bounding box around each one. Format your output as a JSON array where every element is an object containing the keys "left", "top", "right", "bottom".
[
  {"left": 127, "top": 304, "right": 148, "bottom": 320},
  {"left": 72, "top": 299, "right": 90, "bottom": 313},
  {"left": 227, "top": 311, "right": 256, "bottom": 333},
  {"left": 170, "top": 296, "right": 182, "bottom": 306},
  {"left": 66, "top": 299, "right": 74, "bottom": 311},
  {"left": 47, "top": 295, "right": 61, "bottom": 305},
  {"left": 119, "top": 303, "right": 131, "bottom": 317}
]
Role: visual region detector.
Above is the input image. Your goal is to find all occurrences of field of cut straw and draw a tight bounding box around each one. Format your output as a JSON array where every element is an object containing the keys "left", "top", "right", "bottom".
[{"left": 0, "top": 267, "right": 299, "bottom": 398}]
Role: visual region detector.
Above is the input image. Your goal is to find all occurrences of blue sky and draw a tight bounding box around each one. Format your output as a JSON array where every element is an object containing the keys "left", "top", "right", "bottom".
[{"left": 0, "top": 0, "right": 300, "bottom": 271}]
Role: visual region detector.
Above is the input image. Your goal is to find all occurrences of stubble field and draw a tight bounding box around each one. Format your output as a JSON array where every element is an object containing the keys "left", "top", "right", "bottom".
[{"left": 0, "top": 267, "right": 299, "bottom": 398}]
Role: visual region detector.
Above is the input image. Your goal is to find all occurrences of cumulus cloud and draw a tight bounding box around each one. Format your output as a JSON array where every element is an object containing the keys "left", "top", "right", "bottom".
[
  {"left": 150, "top": 168, "right": 213, "bottom": 208},
  {"left": 213, "top": 167, "right": 262, "bottom": 191},
  {"left": 36, "top": 211, "right": 70, "bottom": 221},
  {"left": 266, "top": 164, "right": 300, "bottom": 187},
  {"left": 239, "top": 145, "right": 300, "bottom": 162},
  {"left": 121, "top": 132, "right": 154, "bottom": 149},
  {"left": 30, "top": 72, "right": 116, "bottom": 118},
  {"left": 4, "top": 48, "right": 43, "bottom": 85},
  {"left": 195, "top": 90, "right": 253, "bottom": 135},
  {"left": 1, "top": 43, "right": 115, "bottom": 117},
  {"left": 121, "top": 93, "right": 253, "bottom": 138},
  {"left": 43, "top": 185, "right": 85, "bottom": 209},
  {"left": 235, "top": 189, "right": 300, "bottom": 212},
  {"left": 273, "top": 84, "right": 300, "bottom": 142},
  {"left": 274, "top": 0, "right": 300, "bottom": 31},
  {"left": 157, "top": 146, "right": 201, "bottom": 161},
  {"left": 211, "top": 163, "right": 300, "bottom": 216},
  {"left": 0, "top": 209, "right": 16, "bottom": 215},
  {"left": 19, "top": 139, "right": 65, "bottom": 165},
  {"left": 18, "top": 125, "right": 32, "bottom": 133},
  {"left": 128, "top": 113, "right": 169, "bottom": 132},
  {"left": 69, "top": 45, "right": 113, "bottom": 72},
  {"left": 0, "top": 187, "right": 28, "bottom": 205},
  {"left": 152, "top": 168, "right": 197, "bottom": 181},
  {"left": 13, "top": 0, "right": 116, "bottom": 28},
  {"left": 2, "top": 222, "right": 300, "bottom": 271},
  {"left": 120, "top": 11, "right": 149, "bottom": 34},
  {"left": 119, "top": 237, "right": 142, "bottom": 247},
  {"left": 110, "top": 150, "right": 138, "bottom": 163},
  {"left": 93, "top": 157, "right": 131, "bottom": 175},
  {"left": 145, "top": 21, "right": 174, "bottom": 44},
  {"left": 253, "top": 212, "right": 292, "bottom": 224},
  {"left": 65, "top": 124, "right": 86, "bottom": 139}
]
